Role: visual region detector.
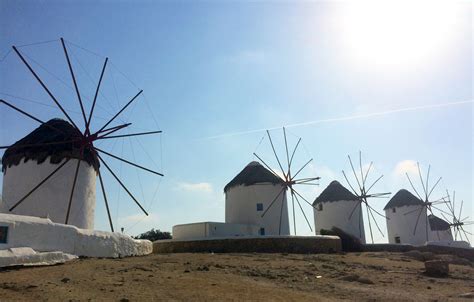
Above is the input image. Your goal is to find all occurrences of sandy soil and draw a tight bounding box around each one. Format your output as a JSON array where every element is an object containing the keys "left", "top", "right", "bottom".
[{"left": 0, "top": 251, "right": 473, "bottom": 301}]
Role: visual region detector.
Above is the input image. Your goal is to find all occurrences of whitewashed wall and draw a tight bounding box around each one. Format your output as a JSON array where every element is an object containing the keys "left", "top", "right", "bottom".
[
  {"left": 313, "top": 200, "right": 366, "bottom": 244},
  {"left": 173, "top": 222, "right": 260, "bottom": 240},
  {"left": 225, "top": 184, "right": 289, "bottom": 236},
  {"left": 385, "top": 205, "right": 428, "bottom": 245},
  {"left": 0, "top": 213, "right": 151, "bottom": 258},
  {"left": 1, "top": 157, "right": 96, "bottom": 229},
  {"left": 429, "top": 228, "right": 453, "bottom": 242}
]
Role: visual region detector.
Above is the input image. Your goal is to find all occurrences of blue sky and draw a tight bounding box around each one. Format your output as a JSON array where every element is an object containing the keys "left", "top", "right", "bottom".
[{"left": 0, "top": 1, "right": 472, "bottom": 243}]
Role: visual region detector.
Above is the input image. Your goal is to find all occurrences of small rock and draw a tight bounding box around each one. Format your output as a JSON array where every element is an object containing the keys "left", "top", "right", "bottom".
[
  {"left": 357, "top": 277, "right": 374, "bottom": 285},
  {"left": 340, "top": 274, "right": 360, "bottom": 282},
  {"left": 459, "top": 292, "right": 474, "bottom": 299},
  {"left": 120, "top": 299, "right": 130, "bottom": 302},
  {"left": 424, "top": 260, "right": 449, "bottom": 277},
  {"left": 184, "top": 269, "right": 190, "bottom": 273},
  {"left": 61, "top": 278, "right": 70, "bottom": 283},
  {"left": 197, "top": 265, "right": 210, "bottom": 272}
]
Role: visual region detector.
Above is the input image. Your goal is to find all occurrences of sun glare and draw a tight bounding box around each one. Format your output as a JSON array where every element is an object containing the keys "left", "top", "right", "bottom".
[{"left": 337, "top": 1, "right": 461, "bottom": 69}]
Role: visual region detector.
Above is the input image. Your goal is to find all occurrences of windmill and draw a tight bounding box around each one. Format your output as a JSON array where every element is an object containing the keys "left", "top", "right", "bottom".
[
  {"left": 440, "top": 190, "right": 473, "bottom": 244},
  {"left": 0, "top": 38, "right": 163, "bottom": 232},
  {"left": 341, "top": 151, "right": 391, "bottom": 244},
  {"left": 403, "top": 162, "right": 448, "bottom": 241},
  {"left": 253, "top": 127, "right": 320, "bottom": 235}
]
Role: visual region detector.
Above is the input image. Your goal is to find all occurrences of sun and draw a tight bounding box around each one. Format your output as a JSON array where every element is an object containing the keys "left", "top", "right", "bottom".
[{"left": 337, "top": 1, "right": 461, "bottom": 69}]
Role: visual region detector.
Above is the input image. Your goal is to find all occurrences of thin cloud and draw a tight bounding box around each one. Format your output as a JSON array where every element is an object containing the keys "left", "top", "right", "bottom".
[
  {"left": 177, "top": 182, "right": 213, "bottom": 193},
  {"left": 198, "top": 99, "right": 474, "bottom": 140}
]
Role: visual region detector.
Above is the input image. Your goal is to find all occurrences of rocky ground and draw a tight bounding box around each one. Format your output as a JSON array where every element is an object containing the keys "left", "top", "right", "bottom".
[{"left": 0, "top": 251, "right": 473, "bottom": 301}]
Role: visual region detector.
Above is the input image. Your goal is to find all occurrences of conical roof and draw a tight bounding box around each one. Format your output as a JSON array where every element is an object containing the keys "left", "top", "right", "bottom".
[
  {"left": 313, "top": 180, "right": 358, "bottom": 205},
  {"left": 428, "top": 214, "right": 450, "bottom": 231},
  {"left": 383, "top": 189, "right": 422, "bottom": 210},
  {"left": 224, "top": 161, "right": 283, "bottom": 193},
  {"left": 2, "top": 118, "right": 99, "bottom": 173}
]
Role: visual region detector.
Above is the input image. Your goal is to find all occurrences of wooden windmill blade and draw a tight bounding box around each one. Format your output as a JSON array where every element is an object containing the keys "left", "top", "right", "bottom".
[
  {"left": 342, "top": 151, "right": 391, "bottom": 244},
  {"left": 254, "top": 127, "right": 320, "bottom": 235},
  {"left": 1, "top": 38, "right": 164, "bottom": 232},
  {"left": 443, "top": 191, "right": 473, "bottom": 244}
]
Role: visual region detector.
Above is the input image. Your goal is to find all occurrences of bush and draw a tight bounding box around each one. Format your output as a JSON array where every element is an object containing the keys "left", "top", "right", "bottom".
[{"left": 134, "top": 228, "right": 172, "bottom": 241}]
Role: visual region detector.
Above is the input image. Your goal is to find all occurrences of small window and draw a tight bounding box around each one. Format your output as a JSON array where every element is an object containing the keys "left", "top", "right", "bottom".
[
  {"left": 259, "top": 228, "right": 265, "bottom": 236},
  {"left": 395, "top": 236, "right": 401, "bottom": 244},
  {"left": 392, "top": 208, "right": 396, "bottom": 213},
  {"left": 318, "top": 203, "right": 323, "bottom": 211},
  {"left": 0, "top": 226, "right": 8, "bottom": 244},
  {"left": 256, "top": 203, "right": 263, "bottom": 211}
]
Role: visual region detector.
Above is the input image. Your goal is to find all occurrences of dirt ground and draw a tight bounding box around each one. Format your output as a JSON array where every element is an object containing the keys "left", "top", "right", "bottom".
[{"left": 0, "top": 251, "right": 473, "bottom": 301}]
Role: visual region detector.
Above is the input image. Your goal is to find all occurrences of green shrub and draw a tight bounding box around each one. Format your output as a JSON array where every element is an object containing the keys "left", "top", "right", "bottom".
[{"left": 134, "top": 228, "right": 172, "bottom": 241}]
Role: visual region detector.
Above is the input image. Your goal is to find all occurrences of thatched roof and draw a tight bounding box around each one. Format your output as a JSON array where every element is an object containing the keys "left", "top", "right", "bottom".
[
  {"left": 2, "top": 119, "right": 99, "bottom": 173},
  {"left": 313, "top": 180, "right": 358, "bottom": 205},
  {"left": 383, "top": 189, "right": 423, "bottom": 210},
  {"left": 224, "top": 161, "right": 283, "bottom": 193},
  {"left": 428, "top": 214, "right": 450, "bottom": 231}
]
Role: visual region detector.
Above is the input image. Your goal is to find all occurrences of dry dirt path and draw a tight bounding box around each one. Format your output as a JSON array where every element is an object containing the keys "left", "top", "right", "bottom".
[{"left": 0, "top": 252, "right": 473, "bottom": 301}]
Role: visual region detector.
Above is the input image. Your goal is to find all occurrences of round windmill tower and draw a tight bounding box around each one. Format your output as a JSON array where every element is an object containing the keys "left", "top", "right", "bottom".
[
  {"left": 428, "top": 214, "right": 453, "bottom": 242},
  {"left": 338, "top": 152, "right": 391, "bottom": 244},
  {"left": 313, "top": 180, "right": 365, "bottom": 243},
  {"left": 225, "top": 128, "right": 320, "bottom": 236},
  {"left": 384, "top": 189, "right": 427, "bottom": 245},
  {"left": 1, "top": 119, "right": 98, "bottom": 229},
  {"left": 403, "top": 162, "right": 449, "bottom": 244},
  {"left": 225, "top": 161, "right": 289, "bottom": 236}
]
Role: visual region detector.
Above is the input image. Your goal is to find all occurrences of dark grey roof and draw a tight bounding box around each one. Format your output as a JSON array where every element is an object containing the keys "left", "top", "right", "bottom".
[
  {"left": 383, "top": 189, "right": 423, "bottom": 210},
  {"left": 428, "top": 214, "right": 451, "bottom": 231},
  {"left": 2, "top": 119, "right": 99, "bottom": 173},
  {"left": 313, "top": 180, "right": 358, "bottom": 205},
  {"left": 224, "top": 161, "right": 283, "bottom": 192}
]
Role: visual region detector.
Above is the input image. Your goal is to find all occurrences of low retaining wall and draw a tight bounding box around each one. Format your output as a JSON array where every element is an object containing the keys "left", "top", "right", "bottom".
[
  {"left": 153, "top": 235, "right": 341, "bottom": 254},
  {"left": 0, "top": 213, "right": 152, "bottom": 258},
  {"left": 363, "top": 244, "right": 474, "bottom": 262}
]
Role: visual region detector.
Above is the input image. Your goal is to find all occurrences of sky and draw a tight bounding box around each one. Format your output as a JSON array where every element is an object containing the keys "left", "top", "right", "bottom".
[{"left": 0, "top": 0, "right": 472, "bottom": 243}]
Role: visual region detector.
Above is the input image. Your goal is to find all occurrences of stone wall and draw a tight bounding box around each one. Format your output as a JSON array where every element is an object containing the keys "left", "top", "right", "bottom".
[{"left": 153, "top": 236, "right": 341, "bottom": 254}]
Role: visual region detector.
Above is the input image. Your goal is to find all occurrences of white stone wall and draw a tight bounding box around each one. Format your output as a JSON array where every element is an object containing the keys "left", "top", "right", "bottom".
[
  {"left": 0, "top": 213, "right": 152, "bottom": 258},
  {"left": 1, "top": 157, "right": 96, "bottom": 229},
  {"left": 173, "top": 222, "right": 260, "bottom": 240},
  {"left": 385, "top": 205, "right": 428, "bottom": 245},
  {"left": 225, "top": 183, "right": 289, "bottom": 236},
  {"left": 313, "top": 200, "right": 366, "bottom": 243}
]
